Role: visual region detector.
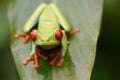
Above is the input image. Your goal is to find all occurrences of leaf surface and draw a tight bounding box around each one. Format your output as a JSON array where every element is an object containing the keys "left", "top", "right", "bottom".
[{"left": 9, "top": 0, "right": 103, "bottom": 80}]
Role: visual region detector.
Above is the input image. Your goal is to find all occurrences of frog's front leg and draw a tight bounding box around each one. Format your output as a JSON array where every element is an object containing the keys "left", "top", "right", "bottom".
[
  {"left": 15, "top": 3, "right": 47, "bottom": 44},
  {"left": 23, "top": 43, "right": 48, "bottom": 68},
  {"left": 50, "top": 48, "right": 62, "bottom": 66},
  {"left": 49, "top": 31, "right": 68, "bottom": 66},
  {"left": 15, "top": 33, "right": 30, "bottom": 44}
]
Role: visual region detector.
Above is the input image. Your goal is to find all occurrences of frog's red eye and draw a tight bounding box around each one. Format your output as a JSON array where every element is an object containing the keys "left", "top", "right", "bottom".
[
  {"left": 29, "top": 30, "right": 36, "bottom": 41},
  {"left": 55, "top": 30, "right": 63, "bottom": 40}
]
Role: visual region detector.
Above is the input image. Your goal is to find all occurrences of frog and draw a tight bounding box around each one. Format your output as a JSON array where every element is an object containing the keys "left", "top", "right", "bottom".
[{"left": 15, "top": 3, "right": 79, "bottom": 69}]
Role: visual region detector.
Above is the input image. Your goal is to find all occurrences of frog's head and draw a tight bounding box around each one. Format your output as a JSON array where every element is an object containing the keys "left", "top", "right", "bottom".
[{"left": 29, "top": 29, "right": 63, "bottom": 49}]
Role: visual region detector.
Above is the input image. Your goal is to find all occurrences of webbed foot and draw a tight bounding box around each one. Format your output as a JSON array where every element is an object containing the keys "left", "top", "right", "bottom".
[
  {"left": 56, "top": 59, "right": 62, "bottom": 67},
  {"left": 49, "top": 49, "right": 62, "bottom": 66},
  {"left": 15, "top": 33, "right": 30, "bottom": 44},
  {"left": 68, "top": 28, "right": 80, "bottom": 36},
  {"left": 23, "top": 49, "right": 48, "bottom": 69}
]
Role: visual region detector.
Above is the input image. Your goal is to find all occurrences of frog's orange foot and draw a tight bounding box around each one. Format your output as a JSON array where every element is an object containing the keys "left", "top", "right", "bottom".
[
  {"left": 23, "top": 51, "right": 48, "bottom": 69},
  {"left": 50, "top": 56, "right": 63, "bottom": 67},
  {"left": 15, "top": 33, "right": 30, "bottom": 44},
  {"left": 22, "top": 54, "right": 41, "bottom": 69},
  {"left": 33, "top": 53, "right": 40, "bottom": 69},
  {"left": 23, "top": 60, "right": 29, "bottom": 65},
  {"left": 68, "top": 28, "right": 80, "bottom": 36},
  {"left": 36, "top": 51, "right": 48, "bottom": 60},
  {"left": 34, "top": 64, "right": 40, "bottom": 69},
  {"left": 56, "top": 59, "right": 62, "bottom": 67},
  {"left": 50, "top": 55, "right": 59, "bottom": 65},
  {"left": 56, "top": 53, "right": 63, "bottom": 67},
  {"left": 15, "top": 33, "right": 26, "bottom": 38},
  {"left": 34, "top": 52, "right": 48, "bottom": 68},
  {"left": 50, "top": 49, "right": 62, "bottom": 66},
  {"left": 23, "top": 55, "right": 34, "bottom": 65}
]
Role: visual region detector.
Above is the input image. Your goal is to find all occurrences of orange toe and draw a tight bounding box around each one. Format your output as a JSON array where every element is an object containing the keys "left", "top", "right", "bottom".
[
  {"left": 23, "top": 60, "right": 29, "bottom": 65},
  {"left": 57, "top": 61, "right": 62, "bottom": 67},
  {"left": 50, "top": 61, "right": 55, "bottom": 66},
  {"left": 34, "top": 64, "right": 40, "bottom": 69}
]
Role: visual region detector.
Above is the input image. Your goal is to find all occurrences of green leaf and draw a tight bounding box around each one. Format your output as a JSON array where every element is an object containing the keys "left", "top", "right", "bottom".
[{"left": 8, "top": 0, "right": 103, "bottom": 80}]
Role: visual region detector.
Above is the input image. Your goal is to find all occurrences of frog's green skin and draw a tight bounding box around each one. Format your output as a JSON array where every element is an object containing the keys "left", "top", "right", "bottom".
[{"left": 23, "top": 3, "right": 71, "bottom": 62}]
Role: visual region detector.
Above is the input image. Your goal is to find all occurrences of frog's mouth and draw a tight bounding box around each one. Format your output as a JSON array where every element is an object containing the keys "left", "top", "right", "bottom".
[{"left": 35, "top": 41, "right": 60, "bottom": 50}]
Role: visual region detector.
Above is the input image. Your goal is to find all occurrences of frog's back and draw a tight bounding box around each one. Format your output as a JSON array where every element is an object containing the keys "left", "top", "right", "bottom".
[
  {"left": 36, "top": 5, "right": 60, "bottom": 44},
  {"left": 40, "top": 6, "right": 57, "bottom": 22},
  {"left": 38, "top": 5, "right": 60, "bottom": 30}
]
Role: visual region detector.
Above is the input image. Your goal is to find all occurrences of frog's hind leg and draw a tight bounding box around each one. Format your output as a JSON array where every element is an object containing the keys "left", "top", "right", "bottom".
[
  {"left": 33, "top": 48, "right": 48, "bottom": 68},
  {"left": 23, "top": 42, "right": 36, "bottom": 65}
]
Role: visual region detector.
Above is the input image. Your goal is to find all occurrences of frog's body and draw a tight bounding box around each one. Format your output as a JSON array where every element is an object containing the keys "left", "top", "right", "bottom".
[
  {"left": 15, "top": 3, "right": 79, "bottom": 68},
  {"left": 35, "top": 6, "right": 60, "bottom": 49}
]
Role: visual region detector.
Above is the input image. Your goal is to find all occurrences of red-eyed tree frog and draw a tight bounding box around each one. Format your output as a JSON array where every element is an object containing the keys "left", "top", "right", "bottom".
[{"left": 15, "top": 3, "right": 79, "bottom": 69}]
